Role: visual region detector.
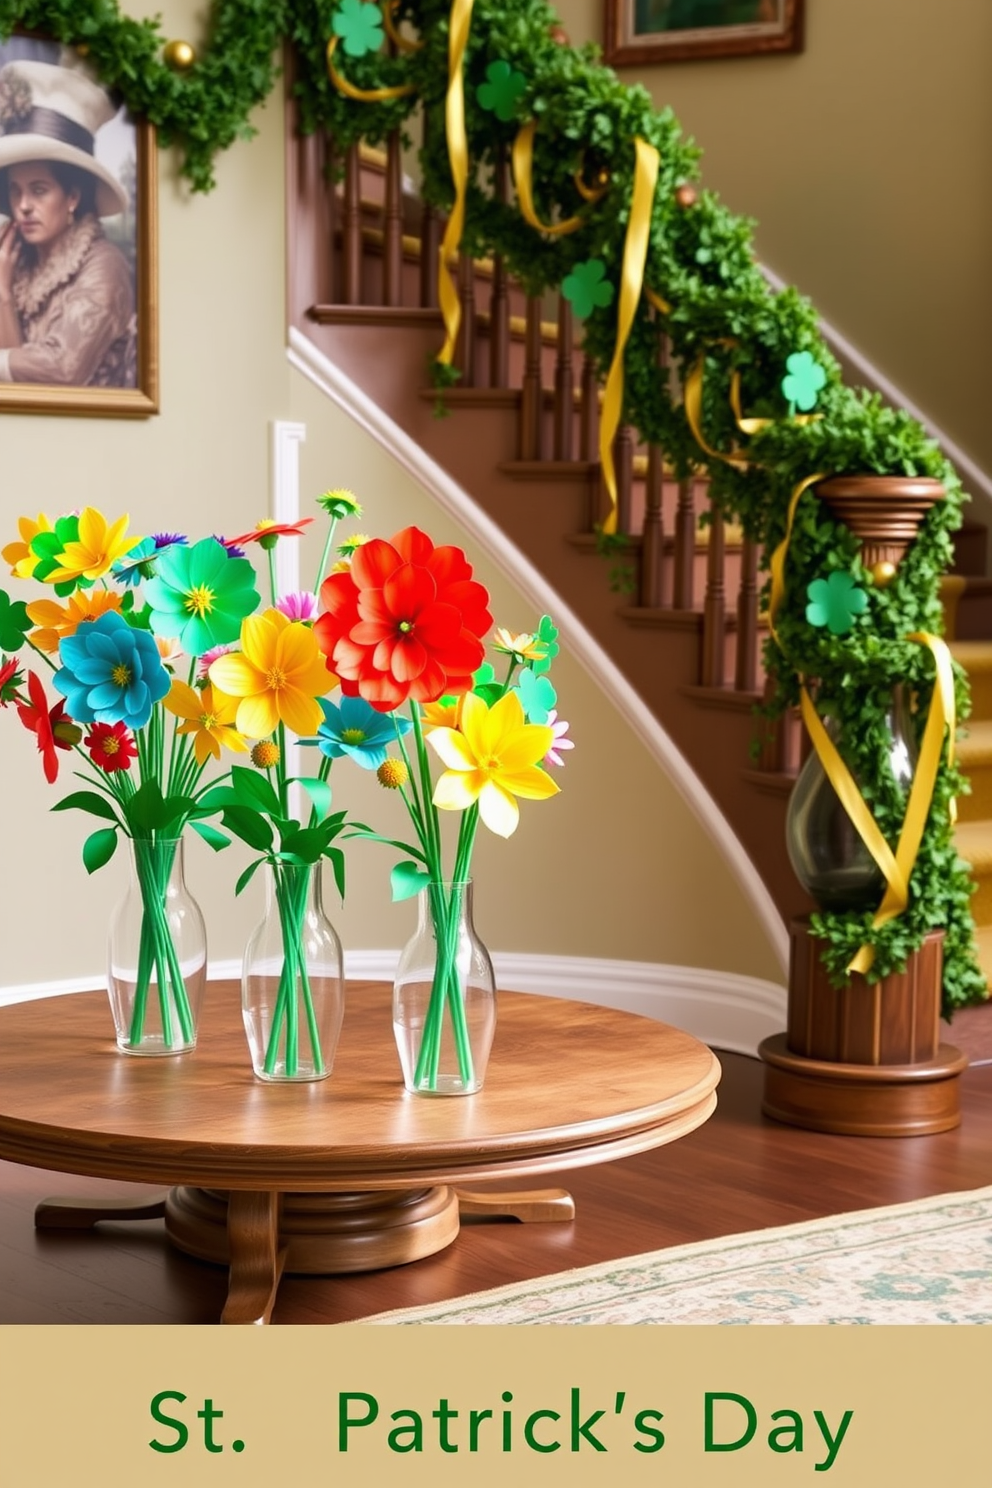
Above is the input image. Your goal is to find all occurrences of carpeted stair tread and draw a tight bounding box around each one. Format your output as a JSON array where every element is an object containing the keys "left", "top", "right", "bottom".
[
  {"left": 969, "top": 923, "right": 992, "bottom": 988},
  {"left": 953, "top": 819, "right": 992, "bottom": 874},
  {"left": 950, "top": 640, "right": 992, "bottom": 669},
  {"left": 955, "top": 719, "right": 992, "bottom": 761}
]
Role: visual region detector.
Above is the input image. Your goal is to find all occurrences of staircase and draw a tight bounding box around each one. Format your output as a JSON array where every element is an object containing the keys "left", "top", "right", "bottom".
[{"left": 285, "top": 117, "right": 992, "bottom": 1055}]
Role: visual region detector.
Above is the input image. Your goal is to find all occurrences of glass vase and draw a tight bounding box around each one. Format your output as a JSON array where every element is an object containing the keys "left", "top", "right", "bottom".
[
  {"left": 393, "top": 879, "right": 497, "bottom": 1096},
  {"left": 786, "top": 687, "right": 917, "bottom": 912},
  {"left": 107, "top": 837, "right": 206, "bottom": 1055},
  {"left": 242, "top": 862, "right": 345, "bottom": 1082}
]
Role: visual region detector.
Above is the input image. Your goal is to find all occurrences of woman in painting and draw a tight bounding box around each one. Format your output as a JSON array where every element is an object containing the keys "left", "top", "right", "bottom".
[{"left": 0, "top": 60, "right": 135, "bottom": 387}]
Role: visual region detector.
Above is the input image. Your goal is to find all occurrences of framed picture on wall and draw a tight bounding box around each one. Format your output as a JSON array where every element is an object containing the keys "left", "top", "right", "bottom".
[
  {"left": 604, "top": 0, "right": 805, "bottom": 67},
  {"left": 0, "top": 33, "right": 158, "bottom": 416}
]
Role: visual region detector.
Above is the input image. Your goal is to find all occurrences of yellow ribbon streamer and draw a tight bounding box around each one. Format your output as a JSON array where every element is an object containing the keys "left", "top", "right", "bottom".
[
  {"left": 436, "top": 0, "right": 475, "bottom": 366},
  {"left": 325, "top": 36, "right": 417, "bottom": 101},
  {"left": 382, "top": 0, "right": 423, "bottom": 51},
  {"left": 767, "top": 472, "right": 826, "bottom": 647},
  {"left": 599, "top": 137, "right": 659, "bottom": 536},
  {"left": 644, "top": 285, "right": 672, "bottom": 316},
  {"left": 683, "top": 351, "right": 752, "bottom": 472},
  {"left": 512, "top": 122, "right": 591, "bottom": 236}
]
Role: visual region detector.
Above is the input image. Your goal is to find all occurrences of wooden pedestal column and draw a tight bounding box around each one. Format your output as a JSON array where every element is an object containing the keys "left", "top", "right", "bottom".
[{"left": 759, "top": 919, "right": 966, "bottom": 1136}]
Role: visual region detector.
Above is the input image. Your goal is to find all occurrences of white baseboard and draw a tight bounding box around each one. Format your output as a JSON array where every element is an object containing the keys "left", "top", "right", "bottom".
[{"left": 0, "top": 954, "right": 785, "bottom": 1057}]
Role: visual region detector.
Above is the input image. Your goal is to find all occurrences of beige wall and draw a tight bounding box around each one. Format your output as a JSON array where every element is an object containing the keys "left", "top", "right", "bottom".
[
  {"left": 557, "top": 0, "right": 992, "bottom": 479},
  {"left": 0, "top": 0, "right": 784, "bottom": 992}
]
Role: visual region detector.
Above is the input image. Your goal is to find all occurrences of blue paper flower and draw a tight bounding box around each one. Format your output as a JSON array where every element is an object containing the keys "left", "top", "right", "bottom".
[
  {"left": 53, "top": 611, "right": 170, "bottom": 729},
  {"left": 111, "top": 537, "right": 157, "bottom": 588},
  {"left": 308, "top": 694, "right": 412, "bottom": 770}
]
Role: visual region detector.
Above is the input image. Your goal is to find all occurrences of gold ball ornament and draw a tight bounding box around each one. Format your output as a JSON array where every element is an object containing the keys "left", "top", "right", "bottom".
[
  {"left": 871, "top": 561, "right": 897, "bottom": 588},
  {"left": 674, "top": 182, "right": 698, "bottom": 209},
  {"left": 163, "top": 39, "right": 196, "bottom": 72},
  {"left": 548, "top": 25, "right": 571, "bottom": 45}
]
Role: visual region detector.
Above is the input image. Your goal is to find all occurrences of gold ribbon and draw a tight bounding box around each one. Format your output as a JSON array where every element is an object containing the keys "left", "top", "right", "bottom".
[
  {"left": 599, "top": 137, "right": 659, "bottom": 536},
  {"left": 512, "top": 122, "right": 606, "bottom": 235},
  {"left": 683, "top": 350, "right": 752, "bottom": 472},
  {"left": 767, "top": 471, "right": 826, "bottom": 647},
  {"left": 801, "top": 633, "right": 955, "bottom": 975},
  {"left": 325, "top": 35, "right": 417, "bottom": 101},
  {"left": 382, "top": 0, "right": 423, "bottom": 51},
  {"left": 436, "top": 0, "right": 475, "bottom": 366},
  {"left": 644, "top": 286, "right": 672, "bottom": 316}
]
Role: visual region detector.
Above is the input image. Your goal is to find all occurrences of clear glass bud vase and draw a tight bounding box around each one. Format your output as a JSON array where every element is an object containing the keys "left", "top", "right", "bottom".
[
  {"left": 786, "top": 687, "right": 917, "bottom": 911},
  {"left": 107, "top": 837, "right": 206, "bottom": 1055},
  {"left": 393, "top": 879, "right": 497, "bottom": 1096},
  {"left": 242, "top": 862, "right": 345, "bottom": 1082}
]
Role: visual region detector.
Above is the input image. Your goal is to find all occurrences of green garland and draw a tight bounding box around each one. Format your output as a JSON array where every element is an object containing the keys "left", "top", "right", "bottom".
[{"left": 0, "top": 0, "right": 983, "bottom": 1010}]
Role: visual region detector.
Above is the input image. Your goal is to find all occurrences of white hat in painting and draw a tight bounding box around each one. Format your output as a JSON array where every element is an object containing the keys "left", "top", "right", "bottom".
[{"left": 0, "top": 59, "right": 128, "bottom": 218}]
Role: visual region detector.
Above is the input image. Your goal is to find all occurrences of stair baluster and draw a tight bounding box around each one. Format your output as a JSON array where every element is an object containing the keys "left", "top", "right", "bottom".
[
  {"left": 383, "top": 131, "right": 404, "bottom": 307},
  {"left": 489, "top": 147, "right": 510, "bottom": 387},
  {"left": 455, "top": 255, "right": 476, "bottom": 386},
  {"left": 342, "top": 143, "right": 362, "bottom": 306},
  {"left": 419, "top": 114, "right": 439, "bottom": 309},
  {"left": 640, "top": 441, "right": 665, "bottom": 609},
  {"left": 735, "top": 537, "right": 759, "bottom": 693},
  {"left": 673, "top": 478, "right": 697, "bottom": 612},
  {"left": 614, "top": 425, "right": 634, "bottom": 536},
  {"left": 554, "top": 297, "right": 574, "bottom": 460},
  {"left": 701, "top": 496, "right": 726, "bottom": 687},
  {"left": 579, "top": 353, "right": 598, "bottom": 463},
  {"left": 520, "top": 296, "right": 544, "bottom": 460}
]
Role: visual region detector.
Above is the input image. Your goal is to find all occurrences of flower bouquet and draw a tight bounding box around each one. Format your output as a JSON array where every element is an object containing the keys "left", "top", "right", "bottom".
[{"left": 309, "top": 524, "right": 571, "bottom": 1094}]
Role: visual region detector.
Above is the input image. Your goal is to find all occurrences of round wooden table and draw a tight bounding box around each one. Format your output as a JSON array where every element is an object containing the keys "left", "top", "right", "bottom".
[{"left": 0, "top": 982, "right": 720, "bottom": 1324}]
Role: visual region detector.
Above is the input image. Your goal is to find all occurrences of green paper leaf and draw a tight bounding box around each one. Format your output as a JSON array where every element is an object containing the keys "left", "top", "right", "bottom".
[
  {"left": 278, "top": 826, "right": 329, "bottom": 863},
  {"left": 230, "top": 765, "right": 282, "bottom": 817},
  {"left": 294, "top": 776, "right": 333, "bottom": 822},
  {"left": 391, "top": 860, "right": 430, "bottom": 902},
  {"left": 51, "top": 791, "right": 120, "bottom": 824},
  {"left": 125, "top": 780, "right": 166, "bottom": 832},
  {"left": 190, "top": 821, "right": 231, "bottom": 852},
  {"left": 195, "top": 786, "right": 241, "bottom": 812},
  {"left": 235, "top": 858, "right": 266, "bottom": 897},
  {"left": 82, "top": 827, "right": 118, "bottom": 875},
  {"left": 221, "top": 806, "right": 274, "bottom": 852},
  {"left": 323, "top": 846, "right": 346, "bottom": 901}
]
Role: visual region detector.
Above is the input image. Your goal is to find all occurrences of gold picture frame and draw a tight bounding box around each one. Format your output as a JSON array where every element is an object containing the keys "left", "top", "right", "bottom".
[
  {"left": 604, "top": 0, "right": 805, "bottom": 68},
  {"left": 0, "top": 34, "right": 158, "bottom": 417}
]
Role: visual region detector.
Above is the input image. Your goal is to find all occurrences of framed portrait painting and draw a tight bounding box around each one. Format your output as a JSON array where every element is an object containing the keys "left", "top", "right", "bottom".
[
  {"left": 604, "top": 0, "right": 805, "bottom": 68},
  {"left": 0, "top": 33, "right": 158, "bottom": 416}
]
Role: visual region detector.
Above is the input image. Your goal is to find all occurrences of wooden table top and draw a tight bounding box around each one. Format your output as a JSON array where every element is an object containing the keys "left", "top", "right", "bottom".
[{"left": 0, "top": 982, "right": 721, "bottom": 1191}]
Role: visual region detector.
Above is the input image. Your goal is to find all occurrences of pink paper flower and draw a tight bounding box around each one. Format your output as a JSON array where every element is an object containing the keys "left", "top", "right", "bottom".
[
  {"left": 543, "top": 710, "right": 574, "bottom": 768},
  {"left": 275, "top": 590, "right": 319, "bottom": 623}
]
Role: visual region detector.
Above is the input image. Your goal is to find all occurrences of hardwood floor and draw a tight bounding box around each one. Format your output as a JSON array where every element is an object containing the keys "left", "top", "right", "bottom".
[{"left": 2, "top": 1050, "right": 990, "bottom": 1325}]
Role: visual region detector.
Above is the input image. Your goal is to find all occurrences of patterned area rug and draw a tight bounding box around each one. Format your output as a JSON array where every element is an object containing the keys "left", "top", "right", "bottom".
[{"left": 363, "top": 1186, "right": 992, "bottom": 1325}]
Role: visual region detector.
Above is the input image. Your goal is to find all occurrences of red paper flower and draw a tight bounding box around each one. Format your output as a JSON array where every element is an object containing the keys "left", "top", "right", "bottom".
[
  {"left": 0, "top": 654, "right": 22, "bottom": 706},
  {"left": 314, "top": 527, "right": 493, "bottom": 711},
  {"left": 224, "top": 517, "right": 315, "bottom": 549},
  {"left": 16, "top": 671, "right": 75, "bottom": 783},
  {"left": 84, "top": 721, "right": 137, "bottom": 773}
]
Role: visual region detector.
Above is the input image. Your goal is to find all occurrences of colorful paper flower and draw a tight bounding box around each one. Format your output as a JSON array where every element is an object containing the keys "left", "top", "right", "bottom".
[
  {"left": 0, "top": 655, "right": 22, "bottom": 706},
  {"left": 215, "top": 534, "right": 246, "bottom": 558},
  {"left": 208, "top": 609, "right": 336, "bottom": 739},
  {"left": 84, "top": 721, "right": 137, "bottom": 773},
  {"left": 428, "top": 689, "right": 558, "bottom": 838},
  {"left": 16, "top": 672, "right": 75, "bottom": 782},
  {"left": 25, "top": 589, "right": 124, "bottom": 653},
  {"left": 332, "top": 0, "right": 384, "bottom": 58},
  {"left": 492, "top": 627, "right": 545, "bottom": 662},
  {"left": 309, "top": 693, "right": 413, "bottom": 770},
  {"left": 782, "top": 351, "right": 827, "bottom": 413},
  {"left": 2, "top": 512, "right": 52, "bottom": 579},
  {"left": 197, "top": 643, "right": 235, "bottom": 679},
  {"left": 275, "top": 590, "right": 319, "bottom": 623},
  {"left": 53, "top": 611, "right": 171, "bottom": 730},
  {"left": 513, "top": 666, "right": 557, "bottom": 724},
  {"left": 0, "top": 588, "right": 32, "bottom": 652},
  {"left": 530, "top": 614, "right": 560, "bottom": 676},
  {"left": 111, "top": 537, "right": 158, "bottom": 587},
  {"left": 224, "top": 517, "right": 315, "bottom": 551},
  {"left": 317, "top": 489, "right": 363, "bottom": 519},
  {"left": 561, "top": 259, "right": 614, "bottom": 320},
  {"left": 314, "top": 526, "right": 493, "bottom": 712},
  {"left": 476, "top": 60, "right": 527, "bottom": 122},
  {"left": 543, "top": 710, "right": 574, "bottom": 768},
  {"left": 152, "top": 532, "right": 188, "bottom": 549},
  {"left": 143, "top": 536, "right": 260, "bottom": 656},
  {"left": 41, "top": 507, "right": 139, "bottom": 586},
  {"left": 805, "top": 571, "right": 869, "bottom": 636},
  {"left": 162, "top": 681, "right": 248, "bottom": 766}
]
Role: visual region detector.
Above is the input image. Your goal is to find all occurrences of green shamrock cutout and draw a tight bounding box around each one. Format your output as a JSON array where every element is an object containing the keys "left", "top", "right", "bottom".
[
  {"left": 0, "top": 588, "right": 31, "bottom": 652},
  {"left": 782, "top": 351, "right": 827, "bottom": 414},
  {"left": 332, "top": 0, "right": 384, "bottom": 58},
  {"left": 806, "top": 571, "right": 868, "bottom": 636},
  {"left": 476, "top": 60, "right": 526, "bottom": 122},
  {"left": 561, "top": 260, "right": 614, "bottom": 320},
  {"left": 514, "top": 668, "right": 557, "bottom": 724},
  {"left": 530, "top": 614, "right": 559, "bottom": 676}
]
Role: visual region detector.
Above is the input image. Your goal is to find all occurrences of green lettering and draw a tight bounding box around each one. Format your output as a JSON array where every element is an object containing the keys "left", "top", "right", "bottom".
[
  {"left": 149, "top": 1390, "right": 188, "bottom": 1454},
  {"left": 339, "top": 1392, "right": 378, "bottom": 1450},
  {"left": 704, "top": 1392, "right": 757, "bottom": 1452},
  {"left": 633, "top": 1409, "right": 665, "bottom": 1453},
  {"left": 814, "top": 1410, "right": 854, "bottom": 1472},
  {"left": 469, "top": 1409, "right": 492, "bottom": 1451},
  {"left": 524, "top": 1409, "right": 560, "bottom": 1452},
  {"left": 570, "top": 1388, "right": 607, "bottom": 1452},
  {"left": 388, "top": 1410, "right": 423, "bottom": 1453},
  {"left": 769, "top": 1408, "right": 803, "bottom": 1454}
]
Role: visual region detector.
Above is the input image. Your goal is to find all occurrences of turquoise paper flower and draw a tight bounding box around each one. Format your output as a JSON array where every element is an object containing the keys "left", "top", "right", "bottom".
[
  {"left": 782, "top": 351, "right": 827, "bottom": 413},
  {"left": 111, "top": 537, "right": 158, "bottom": 588},
  {"left": 308, "top": 694, "right": 412, "bottom": 770},
  {"left": 561, "top": 260, "right": 614, "bottom": 320},
  {"left": 0, "top": 588, "right": 31, "bottom": 652},
  {"left": 332, "top": 0, "right": 384, "bottom": 58},
  {"left": 513, "top": 667, "right": 557, "bottom": 724},
  {"left": 476, "top": 60, "right": 526, "bottom": 122},
  {"left": 53, "top": 611, "right": 170, "bottom": 729},
  {"left": 144, "top": 536, "right": 260, "bottom": 656},
  {"left": 806, "top": 571, "right": 868, "bottom": 635}
]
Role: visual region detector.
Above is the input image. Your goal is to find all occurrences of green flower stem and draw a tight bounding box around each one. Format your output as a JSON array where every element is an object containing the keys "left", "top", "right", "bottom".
[
  {"left": 128, "top": 838, "right": 196, "bottom": 1047},
  {"left": 410, "top": 702, "right": 441, "bottom": 869},
  {"left": 313, "top": 516, "right": 340, "bottom": 595},
  {"left": 266, "top": 545, "right": 278, "bottom": 608},
  {"left": 412, "top": 880, "right": 475, "bottom": 1090},
  {"left": 262, "top": 863, "right": 324, "bottom": 1078}
]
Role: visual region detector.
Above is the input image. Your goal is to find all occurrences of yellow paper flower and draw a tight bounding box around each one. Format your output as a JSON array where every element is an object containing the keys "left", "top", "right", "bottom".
[
  {"left": 492, "top": 627, "right": 544, "bottom": 662},
  {"left": 207, "top": 608, "right": 336, "bottom": 739},
  {"left": 427, "top": 689, "right": 558, "bottom": 837},
  {"left": 25, "top": 589, "right": 125, "bottom": 653},
  {"left": 162, "top": 681, "right": 248, "bottom": 766},
  {"left": 420, "top": 696, "right": 463, "bottom": 731},
  {"left": 45, "top": 507, "right": 139, "bottom": 585},
  {"left": 3, "top": 513, "right": 52, "bottom": 578}
]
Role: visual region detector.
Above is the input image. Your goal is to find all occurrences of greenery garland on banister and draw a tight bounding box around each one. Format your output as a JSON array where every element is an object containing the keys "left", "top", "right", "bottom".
[{"left": 1, "top": 0, "right": 985, "bottom": 1013}]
